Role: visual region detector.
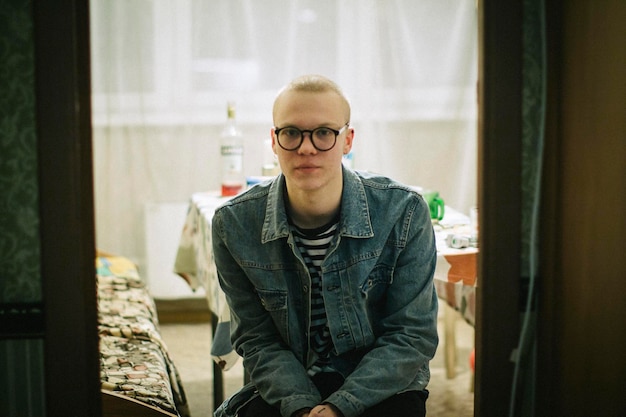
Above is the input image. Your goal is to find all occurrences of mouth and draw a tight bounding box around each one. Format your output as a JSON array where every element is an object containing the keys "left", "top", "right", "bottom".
[
  {"left": 294, "top": 163, "right": 320, "bottom": 171},
  {"left": 294, "top": 162, "right": 320, "bottom": 170}
]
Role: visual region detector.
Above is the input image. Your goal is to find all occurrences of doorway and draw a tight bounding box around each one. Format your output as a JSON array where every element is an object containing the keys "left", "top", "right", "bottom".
[{"left": 36, "top": 1, "right": 524, "bottom": 416}]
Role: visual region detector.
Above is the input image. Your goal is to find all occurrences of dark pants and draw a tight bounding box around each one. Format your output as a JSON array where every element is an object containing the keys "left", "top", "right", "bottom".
[{"left": 239, "top": 372, "right": 428, "bottom": 417}]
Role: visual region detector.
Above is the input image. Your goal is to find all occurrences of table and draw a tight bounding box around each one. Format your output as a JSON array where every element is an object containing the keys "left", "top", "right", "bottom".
[
  {"left": 174, "top": 192, "right": 478, "bottom": 400},
  {"left": 432, "top": 211, "right": 479, "bottom": 380},
  {"left": 173, "top": 192, "right": 238, "bottom": 406},
  {"left": 434, "top": 213, "right": 479, "bottom": 327}
]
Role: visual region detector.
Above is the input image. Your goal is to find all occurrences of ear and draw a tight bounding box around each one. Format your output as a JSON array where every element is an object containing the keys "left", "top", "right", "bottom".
[
  {"left": 270, "top": 128, "right": 278, "bottom": 154},
  {"left": 343, "top": 127, "right": 354, "bottom": 154}
]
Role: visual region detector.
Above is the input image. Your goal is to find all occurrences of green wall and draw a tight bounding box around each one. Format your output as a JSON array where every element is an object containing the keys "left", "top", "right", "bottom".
[
  {"left": 0, "top": 1, "right": 46, "bottom": 415},
  {"left": 0, "top": 0, "right": 41, "bottom": 303}
]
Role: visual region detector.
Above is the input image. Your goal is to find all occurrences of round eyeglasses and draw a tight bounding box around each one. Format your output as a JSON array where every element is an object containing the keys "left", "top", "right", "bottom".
[{"left": 274, "top": 123, "right": 349, "bottom": 151}]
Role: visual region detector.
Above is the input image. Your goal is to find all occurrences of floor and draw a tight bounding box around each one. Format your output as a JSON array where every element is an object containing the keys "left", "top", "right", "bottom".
[{"left": 159, "top": 304, "right": 474, "bottom": 417}]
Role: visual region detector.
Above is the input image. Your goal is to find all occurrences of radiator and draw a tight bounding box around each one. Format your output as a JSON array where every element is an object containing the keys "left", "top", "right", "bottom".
[{"left": 144, "top": 202, "right": 206, "bottom": 299}]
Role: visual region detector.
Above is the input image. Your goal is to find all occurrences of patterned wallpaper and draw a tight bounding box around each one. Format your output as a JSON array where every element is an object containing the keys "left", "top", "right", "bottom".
[
  {"left": 1, "top": 3, "right": 49, "bottom": 414},
  {"left": 0, "top": 0, "right": 41, "bottom": 304}
]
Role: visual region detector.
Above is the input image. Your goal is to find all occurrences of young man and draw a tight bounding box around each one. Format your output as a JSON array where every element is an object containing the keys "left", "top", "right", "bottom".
[{"left": 212, "top": 75, "right": 438, "bottom": 417}]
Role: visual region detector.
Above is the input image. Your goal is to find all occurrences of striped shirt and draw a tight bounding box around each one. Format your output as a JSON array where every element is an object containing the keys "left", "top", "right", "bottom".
[{"left": 291, "top": 218, "right": 339, "bottom": 375}]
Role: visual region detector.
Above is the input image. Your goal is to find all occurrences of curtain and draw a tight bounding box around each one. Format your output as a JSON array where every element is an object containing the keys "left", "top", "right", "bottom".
[{"left": 90, "top": 0, "right": 477, "bottom": 270}]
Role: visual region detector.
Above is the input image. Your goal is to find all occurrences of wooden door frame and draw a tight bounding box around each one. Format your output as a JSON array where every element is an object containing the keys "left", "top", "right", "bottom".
[
  {"left": 35, "top": 0, "right": 101, "bottom": 415},
  {"left": 475, "top": 1, "right": 523, "bottom": 416}
]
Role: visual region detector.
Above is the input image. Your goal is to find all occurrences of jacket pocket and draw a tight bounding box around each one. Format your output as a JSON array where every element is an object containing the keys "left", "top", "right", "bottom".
[
  {"left": 256, "top": 288, "right": 290, "bottom": 344},
  {"left": 359, "top": 264, "right": 393, "bottom": 301},
  {"left": 256, "top": 288, "right": 288, "bottom": 311}
]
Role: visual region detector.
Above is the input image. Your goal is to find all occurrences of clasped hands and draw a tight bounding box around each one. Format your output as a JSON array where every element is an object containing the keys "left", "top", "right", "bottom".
[{"left": 299, "top": 404, "right": 341, "bottom": 417}]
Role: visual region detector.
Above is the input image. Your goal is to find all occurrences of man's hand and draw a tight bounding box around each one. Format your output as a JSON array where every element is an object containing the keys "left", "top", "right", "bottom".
[{"left": 307, "top": 404, "right": 342, "bottom": 417}]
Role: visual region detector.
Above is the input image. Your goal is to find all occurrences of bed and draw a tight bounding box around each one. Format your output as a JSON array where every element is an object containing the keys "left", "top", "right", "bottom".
[{"left": 97, "top": 253, "right": 191, "bottom": 417}]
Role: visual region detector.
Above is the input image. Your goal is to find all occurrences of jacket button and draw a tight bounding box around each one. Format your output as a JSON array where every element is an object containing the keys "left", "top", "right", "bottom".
[{"left": 302, "top": 285, "right": 309, "bottom": 293}]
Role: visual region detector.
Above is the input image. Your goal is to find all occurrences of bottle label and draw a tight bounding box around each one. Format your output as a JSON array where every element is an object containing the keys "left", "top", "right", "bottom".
[
  {"left": 221, "top": 144, "right": 244, "bottom": 197},
  {"left": 221, "top": 146, "right": 243, "bottom": 173},
  {"left": 221, "top": 145, "right": 243, "bottom": 156},
  {"left": 222, "top": 152, "right": 243, "bottom": 171}
]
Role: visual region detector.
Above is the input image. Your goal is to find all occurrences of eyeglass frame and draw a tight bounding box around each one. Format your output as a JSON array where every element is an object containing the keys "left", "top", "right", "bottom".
[{"left": 273, "top": 123, "right": 350, "bottom": 151}]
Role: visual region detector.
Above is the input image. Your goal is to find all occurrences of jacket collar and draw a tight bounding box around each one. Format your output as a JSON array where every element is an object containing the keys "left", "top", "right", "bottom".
[{"left": 261, "top": 168, "right": 374, "bottom": 243}]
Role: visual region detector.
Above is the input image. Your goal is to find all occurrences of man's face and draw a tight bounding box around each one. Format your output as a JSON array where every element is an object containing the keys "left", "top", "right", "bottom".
[{"left": 271, "top": 90, "right": 353, "bottom": 192}]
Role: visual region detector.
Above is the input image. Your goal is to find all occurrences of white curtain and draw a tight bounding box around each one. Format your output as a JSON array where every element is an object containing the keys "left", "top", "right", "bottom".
[{"left": 90, "top": 0, "right": 477, "bottom": 269}]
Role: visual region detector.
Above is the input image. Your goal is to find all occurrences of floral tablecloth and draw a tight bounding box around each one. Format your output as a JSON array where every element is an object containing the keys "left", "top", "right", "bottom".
[{"left": 173, "top": 193, "right": 240, "bottom": 369}]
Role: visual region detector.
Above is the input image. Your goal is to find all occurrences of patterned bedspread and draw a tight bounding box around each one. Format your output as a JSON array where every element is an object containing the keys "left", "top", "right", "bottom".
[{"left": 97, "top": 255, "right": 190, "bottom": 417}]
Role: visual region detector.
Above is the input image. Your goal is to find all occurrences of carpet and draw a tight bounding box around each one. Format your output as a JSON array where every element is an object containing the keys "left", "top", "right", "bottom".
[{"left": 160, "top": 313, "right": 474, "bottom": 417}]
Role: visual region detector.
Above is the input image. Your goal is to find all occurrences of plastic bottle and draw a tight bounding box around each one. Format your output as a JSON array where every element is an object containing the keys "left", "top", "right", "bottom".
[
  {"left": 262, "top": 138, "right": 280, "bottom": 176},
  {"left": 342, "top": 151, "right": 354, "bottom": 169},
  {"left": 220, "top": 102, "right": 244, "bottom": 196}
]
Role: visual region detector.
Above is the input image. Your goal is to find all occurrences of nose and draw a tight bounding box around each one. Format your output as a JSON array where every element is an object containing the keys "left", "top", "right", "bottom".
[{"left": 297, "top": 131, "right": 317, "bottom": 153}]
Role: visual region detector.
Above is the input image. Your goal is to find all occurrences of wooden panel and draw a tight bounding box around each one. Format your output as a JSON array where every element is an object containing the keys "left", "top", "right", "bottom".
[
  {"left": 34, "top": 0, "right": 101, "bottom": 415},
  {"left": 538, "top": 0, "right": 626, "bottom": 415}
]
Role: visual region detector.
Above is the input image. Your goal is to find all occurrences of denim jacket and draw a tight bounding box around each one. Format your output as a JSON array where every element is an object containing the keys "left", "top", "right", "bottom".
[{"left": 212, "top": 169, "right": 438, "bottom": 417}]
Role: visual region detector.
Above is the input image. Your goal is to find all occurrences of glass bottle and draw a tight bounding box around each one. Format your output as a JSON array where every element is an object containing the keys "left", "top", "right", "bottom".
[{"left": 220, "top": 102, "right": 244, "bottom": 196}]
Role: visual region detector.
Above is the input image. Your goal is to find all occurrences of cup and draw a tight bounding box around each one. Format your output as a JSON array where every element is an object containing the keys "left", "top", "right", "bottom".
[{"left": 422, "top": 190, "right": 445, "bottom": 221}]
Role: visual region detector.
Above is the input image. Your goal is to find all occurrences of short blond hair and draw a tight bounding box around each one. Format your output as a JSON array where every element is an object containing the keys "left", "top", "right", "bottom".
[{"left": 273, "top": 74, "right": 351, "bottom": 122}]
